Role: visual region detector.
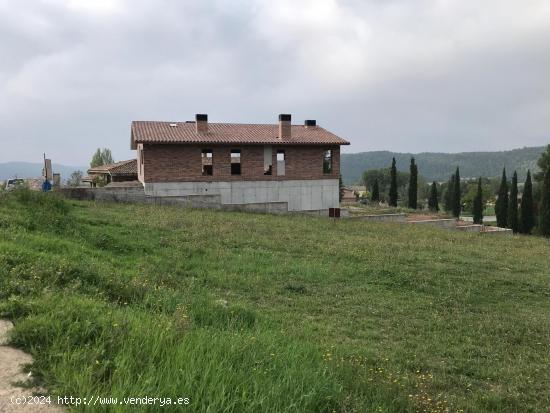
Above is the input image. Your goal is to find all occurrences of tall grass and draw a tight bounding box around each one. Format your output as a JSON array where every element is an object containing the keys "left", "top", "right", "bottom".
[{"left": 1, "top": 191, "right": 550, "bottom": 411}]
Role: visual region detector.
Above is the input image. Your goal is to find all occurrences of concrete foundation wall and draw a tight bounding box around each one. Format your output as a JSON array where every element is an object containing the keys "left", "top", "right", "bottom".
[
  {"left": 143, "top": 179, "right": 339, "bottom": 212},
  {"left": 60, "top": 187, "right": 311, "bottom": 214}
]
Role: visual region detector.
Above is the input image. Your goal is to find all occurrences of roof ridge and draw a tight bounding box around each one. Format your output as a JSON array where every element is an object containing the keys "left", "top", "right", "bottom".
[{"left": 132, "top": 121, "right": 325, "bottom": 127}]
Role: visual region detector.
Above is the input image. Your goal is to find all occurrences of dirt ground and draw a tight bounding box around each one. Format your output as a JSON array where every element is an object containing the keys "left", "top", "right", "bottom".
[{"left": 0, "top": 320, "right": 63, "bottom": 412}]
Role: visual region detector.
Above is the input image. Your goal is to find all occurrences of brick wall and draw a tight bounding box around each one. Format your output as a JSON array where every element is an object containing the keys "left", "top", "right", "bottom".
[{"left": 141, "top": 144, "right": 340, "bottom": 183}]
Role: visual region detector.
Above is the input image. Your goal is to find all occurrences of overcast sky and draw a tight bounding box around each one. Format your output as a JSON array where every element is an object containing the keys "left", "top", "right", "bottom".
[{"left": 1, "top": 0, "right": 549, "bottom": 165}]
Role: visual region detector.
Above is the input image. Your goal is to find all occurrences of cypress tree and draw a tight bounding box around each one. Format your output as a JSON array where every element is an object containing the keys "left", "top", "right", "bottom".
[
  {"left": 472, "top": 177, "right": 483, "bottom": 224},
  {"left": 408, "top": 158, "right": 418, "bottom": 209},
  {"left": 444, "top": 175, "right": 454, "bottom": 212},
  {"left": 540, "top": 168, "right": 550, "bottom": 237},
  {"left": 508, "top": 171, "right": 519, "bottom": 232},
  {"left": 452, "top": 167, "right": 461, "bottom": 218},
  {"left": 520, "top": 170, "right": 535, "bottom": 234},
  {"left": 371, "top": 179, "right": 380, "bottom": 202},
  {"left": 428, "top": 181, "right": 439, "bottom": 212},
  {"left": 495, "top": 168, "right": 509, "bottom": 228},
  {"left": 388, "top": 158, "right": 398, "bottom": 207}
]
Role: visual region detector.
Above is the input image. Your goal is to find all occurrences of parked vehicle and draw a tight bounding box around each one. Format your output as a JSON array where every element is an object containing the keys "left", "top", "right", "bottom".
[{"left": 5, "top": 179, "right": 25, "bottom": 191}]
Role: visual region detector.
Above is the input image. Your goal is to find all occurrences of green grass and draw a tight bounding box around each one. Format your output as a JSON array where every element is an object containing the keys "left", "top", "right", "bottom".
[{"left": 1, "top": 190, "right": 550, "bottom": 412}]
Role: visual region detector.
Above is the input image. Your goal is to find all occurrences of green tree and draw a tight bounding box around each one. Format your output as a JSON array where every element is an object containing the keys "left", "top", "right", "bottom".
[
  {"left": 388, "top": 158, "right": 398, "bottom": 207},
  {"left": 444, "top": 175, "right": 454, "bottom": 212},
  {"left": 452, "top": 167, "right": 461, "bottom": 218},
  {"left": 428, "top": 182, "right": 439, "bottom": 212},
  {"left": 495, "top": 168, "right": 509, "bottom": 227},
  {"left": 535, "top": 144, "right": 550, "bottom": 182},
  {"left": 362, "top": 168, "right": 410, "bottom": 202},
  {"left": 508, "top": 171, "right": 519, "bottom": 232},
  {"left": 520, "top": 170, "right": 535, "bottom": 234},
  {"left": 463, "top": 178, "right": 491, "bottom": 213},
  {"left": 473, "top": 178, "right": 483, "bottom": 224},
  {"left": 408, "top": 157, "right": 418, "bottom": 209},
  {"left": 90, "top": 148, "right": 114, "bottom": 168},
  {"left": 539, "top": 168, "right": 550, "bottom": 237},
  {"left": 67, "top": 170, "right": 83, "bottom": 187},
  {"left": 371, "top": 179, "right": 380, "bottom": 202}
]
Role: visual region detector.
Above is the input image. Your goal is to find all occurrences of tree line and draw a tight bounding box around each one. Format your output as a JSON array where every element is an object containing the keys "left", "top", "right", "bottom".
[{"left": 362, "top": 144, "right": 550, "bottom": 237}]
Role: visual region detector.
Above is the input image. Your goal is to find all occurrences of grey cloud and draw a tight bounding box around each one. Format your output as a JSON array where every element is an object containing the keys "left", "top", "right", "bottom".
[{"left": 0, "top": 0, "right": 549, "bottom": 165}]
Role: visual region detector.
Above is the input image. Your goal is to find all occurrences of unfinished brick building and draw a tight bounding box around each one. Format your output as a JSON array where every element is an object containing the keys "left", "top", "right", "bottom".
[{"left": 131, "top": 114, "right": 349, "bottom": 213}]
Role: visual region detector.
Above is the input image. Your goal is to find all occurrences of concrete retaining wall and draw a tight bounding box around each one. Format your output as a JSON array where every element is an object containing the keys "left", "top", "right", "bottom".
[
  {"left": 456, "top": 224, "right": 483, "bottom": 232},
  {"left": 347, "top": 213, "right": 407, "bottom": 223},
  {"left": 143, "top": 179, "right": 339, "bottom": 212},
  {"left": 59, "top": 187, "right": 292, "bottom": 214},
  {"left": 482, "top": 227, "right": 513, "bottom": 235},
  {"left": 407, "top": 219, "right": 457, "bottom": 229}
]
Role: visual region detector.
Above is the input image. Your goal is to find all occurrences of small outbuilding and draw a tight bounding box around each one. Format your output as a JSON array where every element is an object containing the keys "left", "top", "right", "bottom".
[
  {"left": 85, "top": 159, "right": 138, "bottom": 187},
  {"left": 341, "top": 187, "right": 358, "bottom": 203}
]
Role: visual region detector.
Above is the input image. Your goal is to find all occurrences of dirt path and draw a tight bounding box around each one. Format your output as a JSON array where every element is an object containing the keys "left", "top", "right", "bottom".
[{"left": 0, "top": 320, "right": 63, "bottom": 412}]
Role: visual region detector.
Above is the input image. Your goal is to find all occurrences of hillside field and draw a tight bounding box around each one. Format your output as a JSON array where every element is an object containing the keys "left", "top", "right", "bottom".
[{"left": 1, "top": 191, "right": 550, "bottom": 412}]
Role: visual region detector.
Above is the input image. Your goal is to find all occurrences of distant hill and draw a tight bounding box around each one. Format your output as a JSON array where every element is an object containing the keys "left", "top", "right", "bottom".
[
  {"left": 341, "top": 146, "right": 546, "bottom": 184},
  {"left": 0, "top": 162, "right": 87, "bottom": 182}
]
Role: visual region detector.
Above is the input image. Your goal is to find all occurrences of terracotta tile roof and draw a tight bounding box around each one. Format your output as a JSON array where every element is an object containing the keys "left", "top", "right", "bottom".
[
  {"left": 131, "top": 121, "right": 349, "bottom": 149},
  {"left": 88, "top": 159, "right": 137, "bottom": 176}
]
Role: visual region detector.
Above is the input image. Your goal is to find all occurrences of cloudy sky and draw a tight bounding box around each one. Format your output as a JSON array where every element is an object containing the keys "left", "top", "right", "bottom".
[{"left": 1, "top": 0, "right": 549, "bottom": 165}]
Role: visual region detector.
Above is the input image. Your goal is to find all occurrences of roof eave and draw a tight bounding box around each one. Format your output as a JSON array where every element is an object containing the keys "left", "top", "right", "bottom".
[{"left": 133, "top": 140, "right": 349, "bottom": 146}]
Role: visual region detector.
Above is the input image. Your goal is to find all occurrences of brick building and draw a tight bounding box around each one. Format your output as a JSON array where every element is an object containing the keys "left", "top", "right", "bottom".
[
  {"left": 84, "top": 159, "right": 138, "bottom": 187},
  {"left": 131, "top": 114, "right": 349, "bottom": 213}
]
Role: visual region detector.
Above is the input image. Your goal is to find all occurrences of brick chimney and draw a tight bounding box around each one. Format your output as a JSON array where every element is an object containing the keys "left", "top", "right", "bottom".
[
  {"left": 278, "top": 114, "right": 291, "bottom": 139},
  {"left": 196, "top": 114, "right": 208, "bottom": 133},
  {"left": 304, "top": 119, "right": 316, "bottom": 128}
]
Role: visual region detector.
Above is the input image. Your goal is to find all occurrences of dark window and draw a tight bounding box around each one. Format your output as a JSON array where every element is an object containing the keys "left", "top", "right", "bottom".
[
  {"left": 323, "top": 149, "right": 332, "bottom": 174},
  {"left": 202, "top": 149, "right": 213, "bottom": 176},
  {"left": 264, "top": 146, "right": 272, "bottom": 175},
  {"left": 231, "top": 149, "right": 241, "bottom": 175}
]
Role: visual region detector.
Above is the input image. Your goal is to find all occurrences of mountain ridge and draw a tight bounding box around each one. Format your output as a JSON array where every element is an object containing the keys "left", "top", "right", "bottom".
[
  {"left": 341, "top": 146, "right": 546, "bottom": 184},
  {"left": 0, "top": 162, "right": 87, "bottom": 181}
]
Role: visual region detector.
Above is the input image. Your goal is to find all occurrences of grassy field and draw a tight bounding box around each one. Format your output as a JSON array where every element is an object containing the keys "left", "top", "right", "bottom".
[{"left": 1, "top": 190, "right": 550, "bottom": 412}]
